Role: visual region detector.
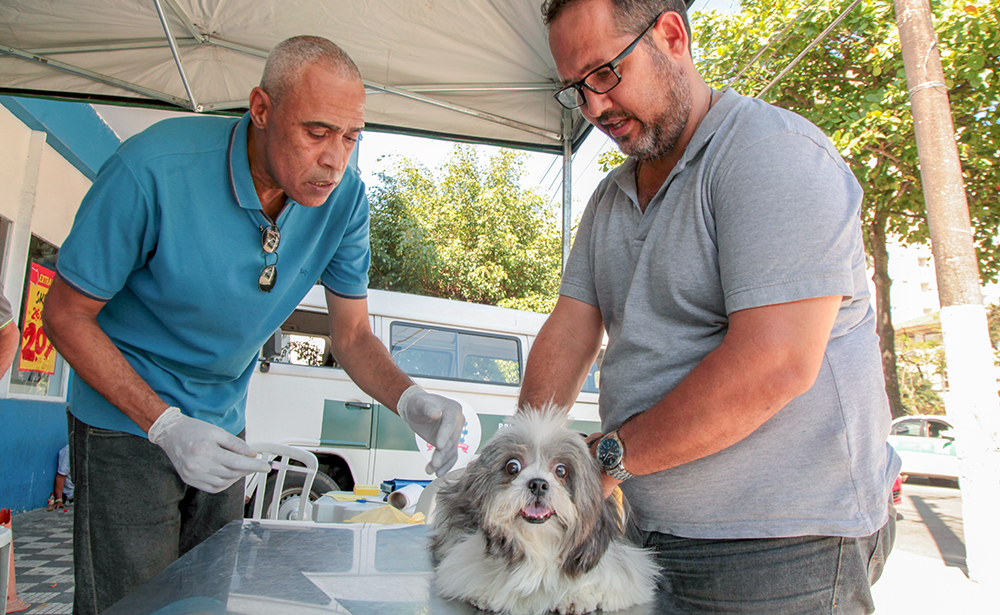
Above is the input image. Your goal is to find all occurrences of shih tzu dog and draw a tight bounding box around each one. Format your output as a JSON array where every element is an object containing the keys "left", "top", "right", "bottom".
[{"left": 430, "top": 407, "right": 659, "bottom": 615}]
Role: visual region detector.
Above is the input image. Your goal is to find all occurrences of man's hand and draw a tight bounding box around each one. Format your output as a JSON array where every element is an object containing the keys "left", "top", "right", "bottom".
[
  {"left": 585, "top": 432, "right": 622, "bottom": 499},
  {"left": 396, "top": 385, "right": 466, "bottom": 477},
  {"left": 147, "top": 407, "right": 271, "bottom": 493}
]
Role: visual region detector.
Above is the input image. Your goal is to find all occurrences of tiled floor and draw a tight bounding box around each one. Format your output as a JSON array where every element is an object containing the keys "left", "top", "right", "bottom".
[{"left": 8, "top": 506, "right": 74, "bottom": 614}]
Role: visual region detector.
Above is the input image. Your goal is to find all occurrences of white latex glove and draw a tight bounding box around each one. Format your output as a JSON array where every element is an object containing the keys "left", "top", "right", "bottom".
[
  {"left": 397, "top": 385, "right": 466, "bottom": 477},
  {"left": 148, "top": 407, "right": 271, "bottom": 493}
]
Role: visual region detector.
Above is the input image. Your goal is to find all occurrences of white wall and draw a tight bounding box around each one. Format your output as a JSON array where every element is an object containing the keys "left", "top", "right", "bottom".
[{"left": 0, "top": 103, "right": 92, "bottom": 349}]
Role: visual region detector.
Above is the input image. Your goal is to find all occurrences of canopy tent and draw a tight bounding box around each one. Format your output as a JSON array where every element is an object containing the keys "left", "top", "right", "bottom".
[
  {"left": 0, "top": 0, "right": 598, "bottom": 153},
  {"left": 0, "top": 0, "right": 699, "bottom": 259}
]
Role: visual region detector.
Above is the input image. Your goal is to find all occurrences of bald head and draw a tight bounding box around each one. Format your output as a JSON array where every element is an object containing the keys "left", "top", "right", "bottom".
[{"left": 260, "top": 35, "right": 362, "bottom": 106}]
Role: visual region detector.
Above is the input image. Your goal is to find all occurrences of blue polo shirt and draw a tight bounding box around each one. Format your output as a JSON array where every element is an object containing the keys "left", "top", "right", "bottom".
[{"left": 57, "top": 113, "right": 370, "bottom": 437}]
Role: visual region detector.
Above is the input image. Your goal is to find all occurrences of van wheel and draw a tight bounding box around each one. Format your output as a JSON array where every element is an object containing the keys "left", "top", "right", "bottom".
[{"left": 246, "top": 470, "right": 340, "bottom": 520}]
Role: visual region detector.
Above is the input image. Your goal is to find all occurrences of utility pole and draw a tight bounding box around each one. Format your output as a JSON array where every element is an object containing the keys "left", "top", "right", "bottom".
[{"left": 893, "top": 0, "right": 1000, "bottom": 585}]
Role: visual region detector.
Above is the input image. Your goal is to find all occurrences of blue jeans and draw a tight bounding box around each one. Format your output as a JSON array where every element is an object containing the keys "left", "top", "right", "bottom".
[
  {"left": 642, "top": 506, "right": 895, "bottom": 614},
  {"left": 69, "top": 413, "right": 244, "bottom": 615}
]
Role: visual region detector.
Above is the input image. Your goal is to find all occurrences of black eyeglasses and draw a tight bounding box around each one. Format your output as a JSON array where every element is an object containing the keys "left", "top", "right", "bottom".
[
  {"left": 553, "top": 12, "right": 664, "bottom": 110},
  {"left": 259, "top": 224, "right": 280, "bottom": 292}
]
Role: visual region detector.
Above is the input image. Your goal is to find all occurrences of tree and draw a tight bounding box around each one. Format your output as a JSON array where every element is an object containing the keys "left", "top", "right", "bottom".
[
  {"left": 368, "top": 145, "right": 563, "bottom": 313},
  {"left": 895, "top": 334, "right": 946, "bottom": 415},
  {"left": 690, "top": 0, "right": 999, "bottom": 417}
]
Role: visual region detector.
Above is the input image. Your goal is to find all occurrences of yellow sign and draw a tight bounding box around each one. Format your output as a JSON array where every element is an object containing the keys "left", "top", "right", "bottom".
[{"left": 19, "top": 262, "right": 57, "bottom": 374}]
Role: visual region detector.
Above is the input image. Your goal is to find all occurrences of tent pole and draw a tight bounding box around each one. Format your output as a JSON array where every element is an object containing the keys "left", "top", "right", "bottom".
[
  {"left": 561, "top": 109, "right": 573, "bottom": 272},
  {"left": 0, "top": 44, "right": 188, "bottom": 107},
  {"left": 363, "top": 81, "right": 560, "bottom": 142},
  {"left": 153, "top": 0, "right": 200, "bottom": 112}
]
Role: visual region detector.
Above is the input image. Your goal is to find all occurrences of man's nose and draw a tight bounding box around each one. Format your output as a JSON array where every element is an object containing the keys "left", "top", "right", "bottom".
[
  {"left": 319, "top": 140, "right": 351, "bottom": 172},
  {"left": 581, "top": 89, "right": 613, "bottom": 122}
]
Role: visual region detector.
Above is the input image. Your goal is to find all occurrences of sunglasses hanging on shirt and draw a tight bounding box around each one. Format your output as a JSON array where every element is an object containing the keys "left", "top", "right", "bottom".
[{"left": 259, "top": 224, "right": 280, "bottom": 292}]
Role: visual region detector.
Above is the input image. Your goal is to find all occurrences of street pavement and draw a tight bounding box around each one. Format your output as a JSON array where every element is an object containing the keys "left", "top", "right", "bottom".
[{"left": 870, "top": 479, "right": 995, "bottom": 613}]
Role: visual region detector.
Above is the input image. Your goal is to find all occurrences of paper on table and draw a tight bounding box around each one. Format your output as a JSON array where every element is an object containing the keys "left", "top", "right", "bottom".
[{"left": 345, "top": 505, "right": 425, "bottom": 524}]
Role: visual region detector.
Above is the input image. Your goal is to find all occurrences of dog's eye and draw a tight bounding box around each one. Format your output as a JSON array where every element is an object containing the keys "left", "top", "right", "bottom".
[
  {"left": 505, "top": 459, "right": 521, "bottom": 475},
  {"left": 554, "top": 463, "right": 569, "bottom": 479}
]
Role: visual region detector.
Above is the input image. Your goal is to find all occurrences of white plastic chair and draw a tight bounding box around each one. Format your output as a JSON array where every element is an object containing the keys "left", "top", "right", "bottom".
[{"left": 244, "top": 443, "right": 319, "bottom": 522}]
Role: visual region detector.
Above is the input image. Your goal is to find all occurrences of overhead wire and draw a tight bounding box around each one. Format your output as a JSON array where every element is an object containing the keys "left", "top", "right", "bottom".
[
  {"left": 722, "top": 0, "right": 826, "bottom": 92},
  {"left": 756, "top": 0, "right": 864, "bottom": 98}
]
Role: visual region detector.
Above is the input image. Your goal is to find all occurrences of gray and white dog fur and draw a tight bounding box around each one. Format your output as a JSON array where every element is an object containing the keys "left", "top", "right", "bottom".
[{"left": 430, "top": 407, "right": 659, "bottom": 615}]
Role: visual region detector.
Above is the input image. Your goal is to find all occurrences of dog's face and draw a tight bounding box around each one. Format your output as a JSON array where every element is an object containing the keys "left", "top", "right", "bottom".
[
  {"left": 433, "top": 407, "right": 619, "bottom": 577},
  {"left": 475, "top": 410, "right": 596, "bottom": 534}
]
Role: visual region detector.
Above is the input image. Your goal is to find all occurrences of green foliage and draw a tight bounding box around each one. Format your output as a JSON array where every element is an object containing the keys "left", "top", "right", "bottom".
[
  {"left": 895, "top": 334, "right": 946, "bottom": 415},
  {"left": 286, "top": 337, "right": 325, "bottom": 366},
  {"left": 694, "top": 0, "right": 1000, "bottom": 282},
  {"left": 988, "top": 300, "right": 1000, "bottom": 349},
  {"left": 368, "top": 145, "right": 563, "bottom": 313},
  {"left": 987, "top": 300, "right": 1000, "bottom": 366},
  {"left": 598, "top": 149, "right": 627, "bottom": 172}
]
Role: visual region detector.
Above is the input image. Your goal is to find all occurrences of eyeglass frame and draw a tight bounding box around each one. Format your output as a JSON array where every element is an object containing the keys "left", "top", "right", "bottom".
[{"left": 553, "top": 11, "right": 665, "bottom": 110}]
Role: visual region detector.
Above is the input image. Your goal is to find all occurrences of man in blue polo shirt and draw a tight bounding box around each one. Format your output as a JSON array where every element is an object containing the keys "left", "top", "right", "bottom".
[{"left": 43, "top": 36, "right": 465, "bottom": 615}]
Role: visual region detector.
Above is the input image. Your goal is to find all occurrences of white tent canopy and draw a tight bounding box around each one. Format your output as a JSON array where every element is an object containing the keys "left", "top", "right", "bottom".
[
  {"left": 0, "top": 0, "right": 600, "bottom": 153},
  {"left": 0, "top": 0, "right": 699, "bottom": 260}
]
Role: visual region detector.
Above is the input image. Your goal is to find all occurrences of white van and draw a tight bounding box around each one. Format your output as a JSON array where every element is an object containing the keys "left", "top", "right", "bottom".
[{"left": 245, "top": 286, "right": 602, "bottom": 518}]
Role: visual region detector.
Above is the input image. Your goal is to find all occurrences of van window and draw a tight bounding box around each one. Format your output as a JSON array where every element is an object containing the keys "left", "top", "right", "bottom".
[{"left": 390, "top": 322, "right": 521, "bottom": 385}]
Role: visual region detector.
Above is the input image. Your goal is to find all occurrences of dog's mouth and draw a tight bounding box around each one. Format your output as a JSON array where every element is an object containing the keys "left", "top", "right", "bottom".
[{"left": 519, "top": 501, "right": 554, "bottom": 524}]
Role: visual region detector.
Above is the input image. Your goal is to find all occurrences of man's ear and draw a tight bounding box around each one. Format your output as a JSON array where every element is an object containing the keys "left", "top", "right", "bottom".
[
  {"left": 248, "top": 87, "right": 271, "bottom": 130},
  {"left": 651, "top": 10, "right": 690, "bottom": 60}
]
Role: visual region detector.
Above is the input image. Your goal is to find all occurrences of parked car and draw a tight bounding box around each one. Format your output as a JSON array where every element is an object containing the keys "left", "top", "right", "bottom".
[
  {"left": 887, "top": 415, "right": 959, "bottom": 484},
  {"left": 892, "top": 474, "right": 902, "bottom": 505}
]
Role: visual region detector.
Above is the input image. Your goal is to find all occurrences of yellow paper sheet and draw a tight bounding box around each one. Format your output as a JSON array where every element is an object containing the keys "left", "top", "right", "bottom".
[{"left": 344, "top": 505, "right": 425, "bottom": 524}]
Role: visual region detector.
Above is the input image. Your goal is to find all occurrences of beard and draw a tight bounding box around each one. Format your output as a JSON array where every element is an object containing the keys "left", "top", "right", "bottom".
[{"left": 600, "top": 44, "right": 693, "bottom": 161}]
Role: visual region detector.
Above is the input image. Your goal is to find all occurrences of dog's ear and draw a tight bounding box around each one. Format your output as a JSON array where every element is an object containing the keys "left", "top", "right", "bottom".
[{"left": 560, "top": 493, "right": 620, "bottom": 577}]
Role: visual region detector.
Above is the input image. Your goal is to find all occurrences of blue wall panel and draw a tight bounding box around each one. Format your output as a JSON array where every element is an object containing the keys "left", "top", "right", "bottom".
[
  {"left": 0, "top": 399, "right": 69, "bottom": 513},
  {"left": 0, "top": 96, "right": 120, "bottom": 180}
]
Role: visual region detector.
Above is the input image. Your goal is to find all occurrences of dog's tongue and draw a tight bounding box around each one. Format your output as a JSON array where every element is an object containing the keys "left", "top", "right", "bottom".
[{"left": 521, "top": 502, "right": 554, "bottom": 522}]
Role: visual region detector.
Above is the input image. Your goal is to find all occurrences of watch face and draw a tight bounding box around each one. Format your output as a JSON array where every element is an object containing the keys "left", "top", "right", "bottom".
[{"left": 596, "top": 436, "right": 622, "bottom": 469}]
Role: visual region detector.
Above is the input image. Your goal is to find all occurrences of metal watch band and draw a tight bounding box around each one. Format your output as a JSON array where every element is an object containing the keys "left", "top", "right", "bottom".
[{"left": 606, "top": 460, "right": 635, "bottom": 482}]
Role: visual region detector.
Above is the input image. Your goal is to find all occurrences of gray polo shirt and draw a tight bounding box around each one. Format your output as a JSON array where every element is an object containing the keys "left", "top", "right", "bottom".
[{"left": 562, "top": 88, "right": 900, "bottom": 539}]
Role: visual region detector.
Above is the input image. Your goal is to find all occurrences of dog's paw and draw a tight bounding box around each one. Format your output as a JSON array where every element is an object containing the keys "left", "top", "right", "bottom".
[
  {"left": 468, "top": 596, "right": 498, "bottom": 613},
  {"left": 556, "top": 589, "right": 600, "bottom": 615}
]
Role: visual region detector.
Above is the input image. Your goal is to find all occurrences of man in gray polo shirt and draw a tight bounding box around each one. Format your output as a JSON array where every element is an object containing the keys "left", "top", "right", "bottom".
[{"left": 520, "top": 0, "right": 901, "bottom": 612}]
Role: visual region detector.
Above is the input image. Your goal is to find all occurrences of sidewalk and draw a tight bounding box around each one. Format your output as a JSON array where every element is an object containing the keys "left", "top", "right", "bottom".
[
  {"left": 9, "top": 506, "right": 74, "bottom": 614},
  {"left": 871, "top": 549, "right": 995, "bottom": 613}
]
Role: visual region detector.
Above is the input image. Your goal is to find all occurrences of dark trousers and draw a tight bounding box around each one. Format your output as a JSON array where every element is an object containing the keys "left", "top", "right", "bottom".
[
  {"left": 643, "top": 504, "right": 896, "bottom": 614},
  {"left": 69, "top": 413, "right": 244, "bottom": 615}
]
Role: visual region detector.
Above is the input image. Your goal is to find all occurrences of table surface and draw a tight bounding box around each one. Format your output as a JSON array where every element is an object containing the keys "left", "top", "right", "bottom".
[{"left": 102, "top": 519, "right": 656, "bottom": 615}]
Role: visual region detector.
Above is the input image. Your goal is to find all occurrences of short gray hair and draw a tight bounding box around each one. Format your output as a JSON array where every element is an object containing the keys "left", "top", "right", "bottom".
[
  {"left": 260, "top": 36, "right": 361, "bottom": 106},
  {"left": 541, "top": 0, "right": 691, "bottom": 42}
]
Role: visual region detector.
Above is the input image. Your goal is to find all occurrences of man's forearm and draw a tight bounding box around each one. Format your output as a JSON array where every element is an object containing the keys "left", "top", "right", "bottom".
[
  {"left": 43, "top": 279, "right": 169, "bottom": 433},
  {"left": 54, "top": 474, "right": 66, "bottom": 500},
  {"left": 332, "top": 329, "right": 415, "bottom": 413},
  {"left": 519, "top": 296, "right": 603, "bottom": 410},
  {"left": 0, "top": 321, "right": 20, "bottom": 376},
  {"left": 617, "top": 296, "right": 841, "bottom": 476}
]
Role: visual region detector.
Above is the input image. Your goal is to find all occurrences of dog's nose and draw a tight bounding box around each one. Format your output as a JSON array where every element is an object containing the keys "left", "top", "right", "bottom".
[{"left": 528, "top": 478, "right": 548, "bottom": 496}]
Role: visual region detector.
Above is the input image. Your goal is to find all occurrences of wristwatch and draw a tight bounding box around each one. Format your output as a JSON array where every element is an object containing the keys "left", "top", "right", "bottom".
[{"left": 596, "top": 430, "right": 635, "bottom": 482}]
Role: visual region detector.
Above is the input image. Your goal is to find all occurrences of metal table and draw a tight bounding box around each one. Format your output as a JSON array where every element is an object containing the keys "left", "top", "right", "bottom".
[{"left": 103, "top": 519, "right": 655, "bottom": 614}]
